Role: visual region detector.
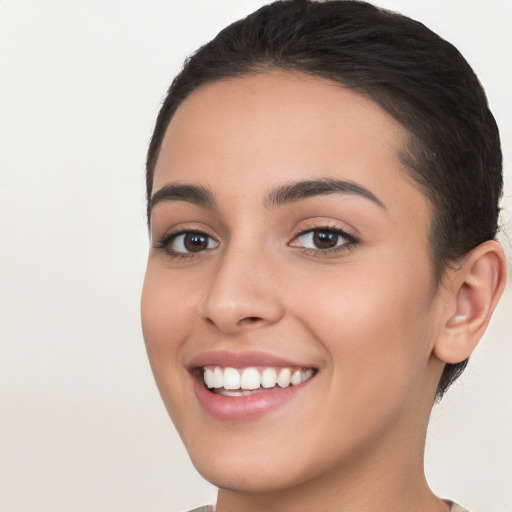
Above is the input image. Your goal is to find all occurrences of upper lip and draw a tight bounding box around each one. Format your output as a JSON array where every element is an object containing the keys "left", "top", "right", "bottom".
[{"left": 187, "top": 350, "right": 316, "bottom": 370}]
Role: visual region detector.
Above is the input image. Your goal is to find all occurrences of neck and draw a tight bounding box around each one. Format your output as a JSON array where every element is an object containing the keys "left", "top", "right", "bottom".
[
  {"left": 216, "top": 440, "right": 447, "bottom": 512},
  {"left": 216, "top": 388, "right": 447, "bottom": 512},
  {"left": 216, "top": 460, "right": 446, "bottom": 512}
]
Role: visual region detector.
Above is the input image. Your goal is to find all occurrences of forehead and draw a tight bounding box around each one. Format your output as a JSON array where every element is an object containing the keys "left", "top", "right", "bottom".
[{"left": 153, "top": 70, "right": 429, "bottom": 228}]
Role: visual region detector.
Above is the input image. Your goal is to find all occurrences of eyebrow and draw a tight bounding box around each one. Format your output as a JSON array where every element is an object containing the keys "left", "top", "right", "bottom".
[
  {"left": 149, "top": 177, "right": 385, "bottom": 218},
  {"left": 264, "top": 178, "right": 385, "bottom": 209},
  {"left": 150, "top": 183, "right": 216, "bottom": 213}
]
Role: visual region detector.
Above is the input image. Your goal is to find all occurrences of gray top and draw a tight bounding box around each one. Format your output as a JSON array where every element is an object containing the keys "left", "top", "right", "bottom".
[
  {"left": 187, "top": 502, "right": 469, "bottom": 511},
  {"left": 451, "top": 504, "right": 470, "bottom": 512}
]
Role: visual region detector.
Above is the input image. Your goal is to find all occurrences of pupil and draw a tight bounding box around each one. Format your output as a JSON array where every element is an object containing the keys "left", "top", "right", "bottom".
[
  {"left": 184, "top": 233, "right": 208, "bottom": 252},
  {"left": 313, "top": 230, "right": 338, "bottom": 249}
]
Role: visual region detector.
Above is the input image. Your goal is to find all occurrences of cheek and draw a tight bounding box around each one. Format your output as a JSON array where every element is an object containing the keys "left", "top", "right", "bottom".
[
  {"left": 141, "top": 264, "right": 203, "bottom": 429},
  {"left": 141, "top": 264, "right": 196, "bottom": 372},
  {"left": 292, "top": 252, "right": 436, "bottom": 398}
]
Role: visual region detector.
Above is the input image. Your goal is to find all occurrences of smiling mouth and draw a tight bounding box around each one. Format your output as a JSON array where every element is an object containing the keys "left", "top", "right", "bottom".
[{"left": 200, "top": 366, "right": 316, "bottom": 397}]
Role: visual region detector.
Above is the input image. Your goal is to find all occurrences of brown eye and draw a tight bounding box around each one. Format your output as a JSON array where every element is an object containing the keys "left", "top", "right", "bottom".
[
  {"left": 312, "top": 230, "right": 339, "bottom": 249},
  {"left": 183, "top": 233, "right": 209, "bottom": 252},
  {"left": 167, "top": 231, "right": 219, "bottom": 254},
  {"left": 290, "top": 227, "right": 357, "bottom": 253}
]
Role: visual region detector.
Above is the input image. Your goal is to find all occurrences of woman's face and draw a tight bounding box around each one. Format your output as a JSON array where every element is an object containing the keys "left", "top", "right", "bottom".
[{"left": 142, "top": 71, "right": 447, "bottom": 493}]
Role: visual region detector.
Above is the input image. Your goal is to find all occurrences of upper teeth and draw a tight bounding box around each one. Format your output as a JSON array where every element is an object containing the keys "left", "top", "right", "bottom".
[{"left": 203, "top": 366, "right": 314, "bottom": 391}]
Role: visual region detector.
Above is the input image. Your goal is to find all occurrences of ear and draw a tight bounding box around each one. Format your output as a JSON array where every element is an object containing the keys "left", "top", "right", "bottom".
[{"left": 433, "top": 240, "right": 507, "bottom": 364}]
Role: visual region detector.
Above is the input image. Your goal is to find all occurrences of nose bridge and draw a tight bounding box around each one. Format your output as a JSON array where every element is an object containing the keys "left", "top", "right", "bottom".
[{"left": 201, "top": 236, "right": 284, "bottom": 333}]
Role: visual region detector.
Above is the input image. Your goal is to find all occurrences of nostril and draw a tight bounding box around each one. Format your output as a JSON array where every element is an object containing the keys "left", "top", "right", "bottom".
[
  {"left": 239, "top": 316, "right": 263, "bottom": 326},
  {"left": 204, "top": 316, "right": 262, "bottom": 328}
]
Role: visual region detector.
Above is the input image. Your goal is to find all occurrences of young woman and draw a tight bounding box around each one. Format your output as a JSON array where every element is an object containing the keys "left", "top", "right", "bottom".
[{"left": 141, "top": 1, "right": 507, "bottom": 511}]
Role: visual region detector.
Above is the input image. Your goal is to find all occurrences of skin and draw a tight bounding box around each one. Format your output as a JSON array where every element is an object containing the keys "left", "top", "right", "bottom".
[{"left": 141, "top": 71, "right": 505, "bottom": 512}]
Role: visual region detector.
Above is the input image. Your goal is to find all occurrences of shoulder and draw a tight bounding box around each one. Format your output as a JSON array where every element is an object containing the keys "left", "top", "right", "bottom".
[{"left": 186, "top": 507, "right": 214, "bottom": 512}]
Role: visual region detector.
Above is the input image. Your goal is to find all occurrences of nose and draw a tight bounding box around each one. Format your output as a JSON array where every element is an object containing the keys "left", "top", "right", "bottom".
[{"left": 201, "top": 244, "right": 285, "bottom": 334}]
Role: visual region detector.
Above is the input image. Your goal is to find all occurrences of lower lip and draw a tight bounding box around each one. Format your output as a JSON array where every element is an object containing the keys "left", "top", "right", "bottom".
[{"left": 192, "top": 374, "right": 313, "bottom": 421}]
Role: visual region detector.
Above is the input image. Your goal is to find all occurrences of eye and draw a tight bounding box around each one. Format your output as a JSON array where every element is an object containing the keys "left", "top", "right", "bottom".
[
  {"left": 290, "top": 228, "right": 357, "bottom": 252},
  {"left": 158, "top": 230, "right": 219, "bottom": 256}
]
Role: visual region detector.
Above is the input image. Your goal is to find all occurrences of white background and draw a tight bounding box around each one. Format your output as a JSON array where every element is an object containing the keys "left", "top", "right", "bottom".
[{"left": 1, "top": 1, "right": 511, "bottom": 511}]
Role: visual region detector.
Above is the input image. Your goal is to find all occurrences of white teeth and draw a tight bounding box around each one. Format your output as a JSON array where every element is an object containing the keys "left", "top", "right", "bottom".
[
  {"left": 202, "top": 365, "right": 315, "bottom": 392},
  {"left": 261, "top": 368, "right": 277, "bottom": 388},
  {"left": 223, "top": 367, "right": 240, "bottom": 390},
  {"left": 240, "top": 367, "right": 260, "bottom": 390},
  {"left": 204, "top": 367, "right": 215, "bottom": 388},
  {"left": 213, "top": 367, "right": 223, "bottom": 388},
  {"left": 291, "top": 369, "right": 302, "bottom": 386},
  {"left": 302, "top": 369, "right": 314, "bottom": 381},
  {"left": 277, "top": 368, "right": 291, "bottom": 388}
]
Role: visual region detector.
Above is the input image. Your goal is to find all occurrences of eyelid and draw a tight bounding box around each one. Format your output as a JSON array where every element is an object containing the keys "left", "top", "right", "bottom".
[
  {"left": 290, "top": 220, "right": 359, "bottom": 243},
  {"left": 290, "top": 228, "right": 357, "bottom": 246},
  {"left": 152, "top": 221, "right": 218, "bottom": 244}
]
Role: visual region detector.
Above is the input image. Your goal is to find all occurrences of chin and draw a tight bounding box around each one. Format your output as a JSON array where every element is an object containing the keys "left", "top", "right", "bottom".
[
  {"left": 192, "top": 453, "right": 307, "bottom": 494},
  {"left": 181, "top": 420, "right": 352, "bottom": 498}
]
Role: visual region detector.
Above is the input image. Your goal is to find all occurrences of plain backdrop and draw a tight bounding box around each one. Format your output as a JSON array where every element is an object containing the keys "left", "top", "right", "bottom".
[{"left": 1, "top": 1, "right": 511, "bottom": 511}]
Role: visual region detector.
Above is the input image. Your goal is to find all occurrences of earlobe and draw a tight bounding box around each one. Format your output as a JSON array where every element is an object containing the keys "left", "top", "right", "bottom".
[{"left": 433, "top": 240, "right": 507, "bottom": 364}]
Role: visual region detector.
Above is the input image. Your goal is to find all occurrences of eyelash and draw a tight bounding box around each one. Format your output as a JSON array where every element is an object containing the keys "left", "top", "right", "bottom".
[
  {"left": 155, "top": 230, "right": 219, "bottom": 259},
  {"left": 155, "top": 225, "right": 359, "bottom": 259},
  {"left": 290, "top": 224, "right": 359, "bottom": 257}
]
